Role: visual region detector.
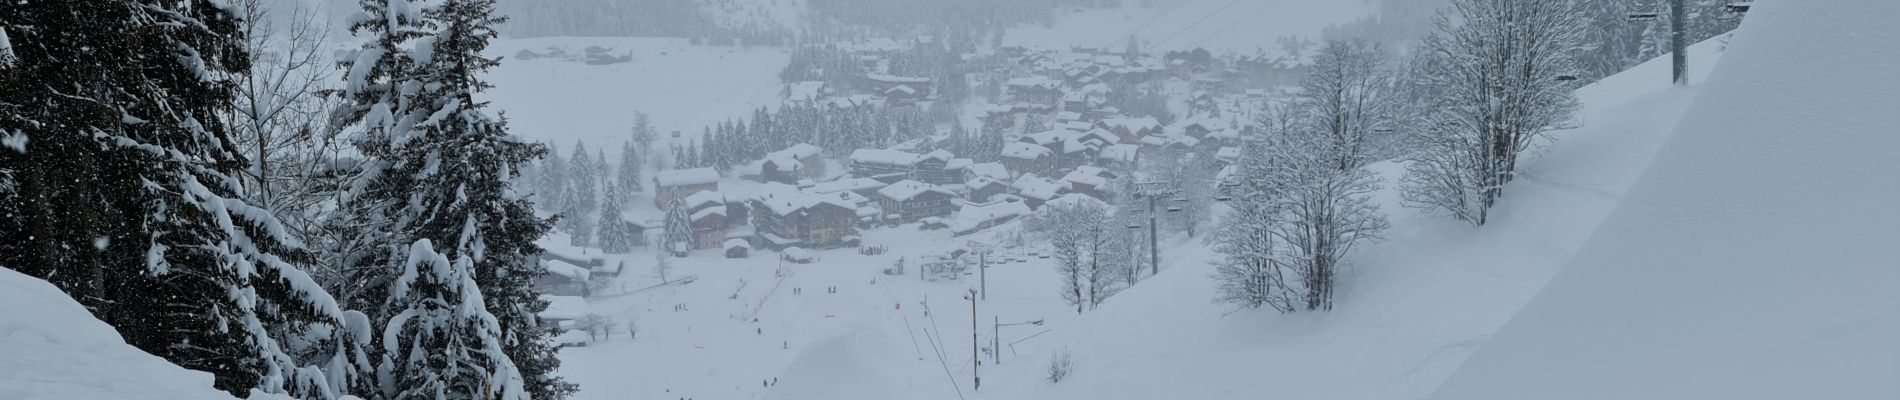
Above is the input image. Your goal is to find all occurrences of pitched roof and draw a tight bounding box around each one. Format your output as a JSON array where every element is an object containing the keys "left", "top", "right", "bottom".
[
  {"left": 849, "top": 148, "right": 927, "bottom": 166},
  {"left": 966, "top": 162, "right": 1010, "bottom": 180},
  {"left": 1099, "top": 143, "right": 1140, "bottom": 163},
  {"left": 751, "top": 182, "right": 857, "bottom": 216},
  {"left": 1001, "top": 142, "right": 1053, "bottom": 160},
  {"left": 1011, "top": 173, "right": 1067, "bottom": 200},
  {"left": 876, "top": 179, "right": 956, "bottom": 202},
  {"left": 808, "top": 177, "right": 886, "bottom": 194},
  {"left": 950, "top": 200, "right": 1031, "bottom": 233},
  {"left": 1061, "top": 166, "right": 1113, "bottom": 188},
  {"left": 656, "top": 167, "right": 720, "bottom": 187}
]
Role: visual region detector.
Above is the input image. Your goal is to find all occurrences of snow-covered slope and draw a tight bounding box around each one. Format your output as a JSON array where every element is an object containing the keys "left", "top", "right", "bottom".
[
  {"left": 0, "top": 268, "right": 297, "bottom": 400},
  {"left": 482, "top": 37, "right": 787, "bottom": 156},
  {"left": 974, "top": 34, "right": 1736, "bottom": 400},
  {"left": 1006, "top": 0, "right": 1373, "bottom": 52},
  {"left": 1432, "top": 2, "right": 1900, "bottom": 399}
]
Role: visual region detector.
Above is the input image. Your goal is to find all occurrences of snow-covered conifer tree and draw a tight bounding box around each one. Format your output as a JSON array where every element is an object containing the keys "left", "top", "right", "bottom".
[
  {"left": 1, "top": 1, "right": 347, "bottom": 396},
  {"left": 330, "top": 0, "right": 571, "bottom": 397},
  {"left": 380, "top": 240, "right": 528, "bottom": 400},
  {"left": 597, "top": 180, "right": 636, "bottom": 254},
  {"left": 663, "top": 195, "right": 695, "bottom": 256},
  {"left": 539, "top": 146, "right": 570, "bottom": 212},
  {"left": 618, "top": 140, "right": 644, "bottom": 194},
  {"left": 565, "top": 141, "right": 599, "bottom": 246}
]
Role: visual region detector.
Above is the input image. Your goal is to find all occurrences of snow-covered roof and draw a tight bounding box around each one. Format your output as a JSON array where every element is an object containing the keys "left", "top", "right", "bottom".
[
  {"left": 1170, "top": 135, "right": 1202, "bottom": 148},
  {"left": 1061, "top": 166, "right": 1113, "bottom": 188},
  {"left": 966, "top": 177, "right": 1003, "bottom": 190},
  {"left": 944, "top": 158, "right": 974, "bottom": 171},
  {"left": 544, "top": 262, "right": 591, "bottom": 282},
  {"left": 1024, "top": 129, "right": 1080, "bottom": 145},
  {"left": 865, "top": 73, "right": 931, "bottom": 84},
  {"left": 1056, "top": 111, "right": 1083, "bottom": 121},
  {"left": 1081, "top": 127, "right": 1120, "bottom": 144},
  {"left": 1043, "top": 193, "right": 1108, "bottom": 210},
  {"left": 724, "top": 238, "right": 750, "bottom": 249},
  {"left": 1138, "top": 135, "right": 1170, "bottom": 146},
  {"left": 876, "top": 180, "right": 955, "bottom": 202},
  {"left": 849, "top": 149, "right": 927, "bottom": 166},
  {"left": 779, "top": 143, "right": 823, "bottom": 159},
  {"left": 1062, "top": 121, "right": 1093, "bottom": 132},
  {"left": 655, "top": 167, "right": 720, "bottom": 187},
  {"left": 886, "top": 85, "right": 917, "bottom": 95},
  {"left": 1006, "top": 76, "right": 1061, "bottom": 89},
  {"left": 1011, "top": 174, "right": 1067, "bottom": 200},
  {"left": 1216, "top": 146, "right": 1241, "bottom": 162},
  {"left": 1100, "top": 144, "right": 1140, "bottom": 163},
  {"left": 925, "top": 149, "right": 955, "bottom": 161},
  {"left": 808, "top": 177, "right": 886, "bottom": 194},
  {"left": 950, "top": 200, "right": 1031, "bottom": 233},
  {"left": 967, "top": 162, "right": 1010, "bottom": 181},
  {"left": 685, "top": 190, "right": 726, "bottom": 208},
  {"left": 1098, "top": 117, "right": 1161, "bottom": 133},
  {"left": 751, "top": 182, "right": 857, "bottom": 216},
  {"left": 1001, "top": 142, "right": 1053, "bottom": 160},
  {"left": 691, "top": 205, "right": 727, "bottom": 221},
  {"left": 538, "top": 295, "right": 588, "bottom": 321}
]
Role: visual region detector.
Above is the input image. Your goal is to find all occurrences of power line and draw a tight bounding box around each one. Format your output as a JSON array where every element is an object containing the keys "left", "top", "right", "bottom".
[
  {"left": 1150, "top": 0, "right": 1247, "bottom": 50},
  {"left": 1182, "top": 0, "right": 1294, "bottom": 50},
  {"left": 1098, "top": 0, "right": 1198, "bottom": 49}
]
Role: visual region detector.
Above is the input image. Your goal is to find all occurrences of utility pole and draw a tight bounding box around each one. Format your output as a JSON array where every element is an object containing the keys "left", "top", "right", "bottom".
[
  {"left": 966, "top": 290, "right": 979, "bottom": 391},
  {"left": 992, "top": 317, "right": 1044, "bottom": 365},
  {"left": 1130, "top": 180, "right": 1180, "bottom": 277},
  {"left": 1671, "top": 0, "right": 1687, "bottom": 85},
  {"left": 1146, "top": 194, "right": 1159, "bottom": 276}
]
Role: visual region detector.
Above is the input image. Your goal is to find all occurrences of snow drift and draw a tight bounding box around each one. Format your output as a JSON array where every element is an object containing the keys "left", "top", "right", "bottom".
[
  {"left": 1432, "top": 1, "right": 1900, "bottom": 398},
  {"left": 976, "top": 32, "right": 1736, "bottom": 400},
  {"left": 0, "top": 268, "right": 299, "bottom": 400}
]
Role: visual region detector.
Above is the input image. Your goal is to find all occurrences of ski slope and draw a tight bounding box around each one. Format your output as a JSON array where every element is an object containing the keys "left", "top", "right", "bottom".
[
  {"left": 482, "top": 37, "right": 789, "bottom": 157},
  {"left": 972, "top": 36, "right": 1736, "bottom": 400},
  {"left": 543, "top": 223, "right": 1083, "bottom": 400},
  {"left": 1432, "top": 1, "right": 1900, "bottom": 398},
  {"left": 1005, "top": 0, "right": 1373, "bottom": 52},
  {"left": 0, "top": 268, "right": 301, "bottom": 400}
]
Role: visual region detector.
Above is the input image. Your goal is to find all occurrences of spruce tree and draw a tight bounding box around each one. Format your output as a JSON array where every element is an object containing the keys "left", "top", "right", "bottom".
[
  {"left": 332, "top": 0, "right": 570, "bottom": 397},
  {"left": 381, "top": 240, "right": 528, "bottom": 400},
  {"left": 1, "top": 1, "right": 344, "bottom": 396},
  {"left": 597, "top": 180, "right": 634, "bottom": 254},
  {"left": 663, "top": 195, "right": 695, "bottom": 256},
  {"left": 565, "top": 141, "right": 599, "bottom": 246},
  {"left": 540, "top": 146, "right": 570, "bottom": 212},
  {"left": 618, "top": 141, "right": 644, "bottom": 194}
]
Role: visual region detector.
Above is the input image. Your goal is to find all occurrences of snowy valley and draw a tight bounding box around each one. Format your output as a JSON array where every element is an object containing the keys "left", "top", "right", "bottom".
[{"left": 2, "top": 1, "right": 1895, "bottom": 400}]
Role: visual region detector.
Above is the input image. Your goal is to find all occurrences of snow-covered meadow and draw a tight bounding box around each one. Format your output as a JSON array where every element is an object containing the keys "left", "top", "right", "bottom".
[{"left": 484, "top": 37, "right": 790, "bottom": 157}]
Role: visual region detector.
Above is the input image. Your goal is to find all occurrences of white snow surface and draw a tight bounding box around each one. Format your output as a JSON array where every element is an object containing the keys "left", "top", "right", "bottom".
[
  {"left": 974, "top": 37, "right": 1735, "bottom": 400},
  {"left": 1432, "top": 1, "right": 1900, "bottom": 398},
  {"left": 0, "top": 268, "right": 298, "bottom": 400},
  {"left": 482, "top": 37, "right": 788, "bottom": 156}
]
